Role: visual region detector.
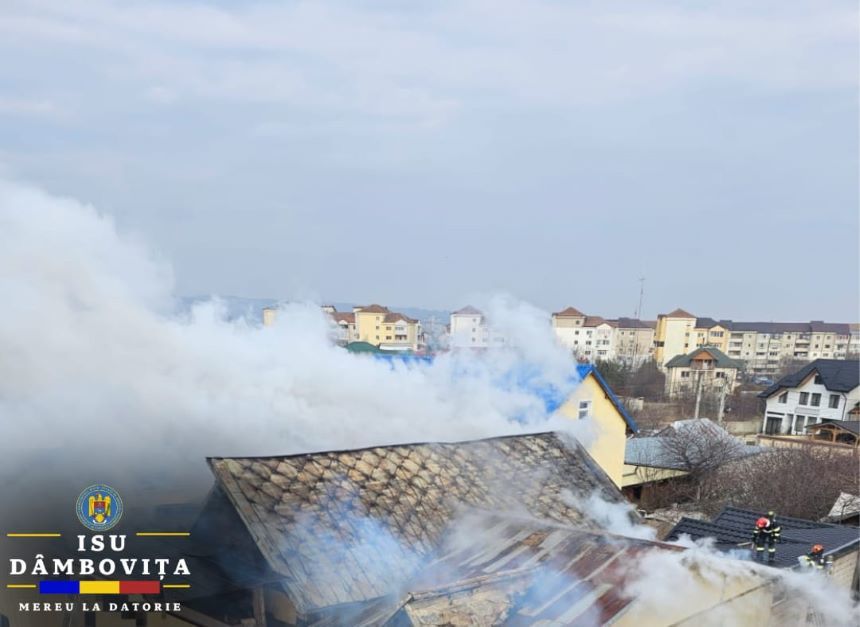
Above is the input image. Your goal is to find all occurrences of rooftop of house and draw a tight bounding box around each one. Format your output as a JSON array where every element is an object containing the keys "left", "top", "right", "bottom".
[
  {"left": 665, "top": 506, "right": 860, "bottom": 569},
  {"left": 612, "top": 317, "right": 657, "bottom": 329},
  {"left": 662, "top": 308, "right": 696, "bottom": 318},
  {"left": 313, "top": 513, "right": 685, "bottom": 626},
  {"left": 355, "top": 304, "right": 391, "bottom": 314},
  {"left": 759, "top": 359, "right": 860, "bottom": 398},
  {"left": 664, "top": 346, "right": 744, "bottom": 370},
  {"left": 625, "top": 420, "right": 760, "bottom": 470},
  {"left": 582, "top": 315, "right": 614, "bottom": 328},
  {"left": 206, "top": 431, "right": 626, "bottom": 616},
  {"left": 552, "top": 306, "right": 586, "bottom": 317},
  {"left": 451, "top": 305, "right": 482, "bottom": 315},
  {"left": 332, "top": 312, "right": 356, "bottom": 324},
  {"left": 812, "top": 420, "right": 860, "bottom": 436},
  {"left": 828, "top": 492, "right": 860, "bottom": 522},
  {"left": 382, "top": 312, "right": 417, "bottom": 324}
]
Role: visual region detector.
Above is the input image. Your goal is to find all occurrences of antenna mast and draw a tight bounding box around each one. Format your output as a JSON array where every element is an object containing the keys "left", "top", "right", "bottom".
[{"left": 635, "top": 277, "right": 645, "bottom": 320}]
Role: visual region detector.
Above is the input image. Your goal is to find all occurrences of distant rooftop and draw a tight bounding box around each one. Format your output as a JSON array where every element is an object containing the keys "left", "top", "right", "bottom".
[{"left": 666, "top": 506, "right": 860, "bottom": 569}]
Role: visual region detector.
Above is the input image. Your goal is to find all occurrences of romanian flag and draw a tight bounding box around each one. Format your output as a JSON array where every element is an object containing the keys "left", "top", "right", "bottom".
[{"left": 39, "top": 580, "right": 160, "bottom": 594}]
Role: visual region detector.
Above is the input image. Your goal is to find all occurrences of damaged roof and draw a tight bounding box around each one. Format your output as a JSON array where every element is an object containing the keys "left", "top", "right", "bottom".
[
  {"left": 311, "top": 513, "right": 683, "bottom": 627},
  {"left": 208, "top": 431, "right": 624, "bottom": 616}
]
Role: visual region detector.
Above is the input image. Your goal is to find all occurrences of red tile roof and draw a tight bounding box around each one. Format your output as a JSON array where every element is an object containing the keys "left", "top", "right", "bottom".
[
  {"left": 331, "top": 312, "right": 355, "bottom": 324},
  {"left": 583, "top": 316, "right": 615, "bottom": 328},
  {"left": 553, "top": 306, "right": 585, "bottom": 317},
  {"left": 355, "top": 304, "right": 390, "bottom": 314},
  {"left": 664, "top": 308, "right": 696, "bottom": 318}
]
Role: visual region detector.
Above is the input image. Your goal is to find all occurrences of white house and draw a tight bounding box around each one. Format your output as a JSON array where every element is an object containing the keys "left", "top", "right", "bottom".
[
  {"left": 759, "top": 359, "right": 860, "bottom": 435},
  {"left": 449, "top": 306, "right": 506, "bottom": 348}
]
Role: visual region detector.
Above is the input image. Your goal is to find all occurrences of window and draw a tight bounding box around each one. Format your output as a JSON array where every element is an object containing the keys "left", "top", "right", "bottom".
[
  {"left": 385, "top": 336, "right": 392, "bottom": 340},
  {"left": 799, "top": 392, "right": 809, "bottom": 405},
  {"left": 681, "top": 371, "right": 690, "bottom": 378},
  {"left": 715, "top": 371, "right": 725, "bottom": 378},
  {"left": 578, "top": 400, "right": 591, "bottom": 419},
  {"left": 795, "top": 415, "right": 805, "bottom": 433},
  {"left": 814, "top": 375, "right": 823, "bottom": 384},
  {"left": 829, "top": 394, "right": 840, "bottom": 409},
  {"left": 810, "top": 393, "right": 821, "bottom": 407},
  {"left": 778, "top": 392, "right": 788, "bottom": 404}
]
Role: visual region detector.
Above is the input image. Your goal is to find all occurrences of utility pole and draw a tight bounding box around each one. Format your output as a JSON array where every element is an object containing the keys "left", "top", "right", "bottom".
[
  {"left": 717, "top": 379, "right": 728, "bottom": 425},
  {"left": 694, "top": 370, "right": 703, "bottom": 420}
]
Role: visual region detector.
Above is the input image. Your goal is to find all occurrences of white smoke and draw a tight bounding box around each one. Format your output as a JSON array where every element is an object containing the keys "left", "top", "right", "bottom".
[{"left": 0, "top": 179, "right": 586, "bottom": 505}]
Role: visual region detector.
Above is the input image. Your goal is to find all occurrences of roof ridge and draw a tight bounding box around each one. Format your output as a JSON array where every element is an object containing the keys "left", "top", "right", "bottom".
[{"left": 207, "top": 430, "right": 560, "bottom": 461}]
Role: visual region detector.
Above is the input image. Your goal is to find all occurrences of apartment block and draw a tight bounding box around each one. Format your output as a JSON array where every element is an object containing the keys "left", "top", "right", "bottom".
[
  {"left": 263, "top": 304, "right": 423, "bottom": 351},
  {"left": 653, "top": 309, "right": 857, "bottom": 375},
  {"left": 449, "top": 306, "right": 507, "bottom": 348},
  {"left": 551, "top": 307, "right": 655, "bottom": 365}
]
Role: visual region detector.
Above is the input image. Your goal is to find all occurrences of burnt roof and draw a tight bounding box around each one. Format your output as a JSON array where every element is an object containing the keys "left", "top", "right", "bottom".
[
  {"left": 759, "top": 359, "right": 860, "bottom": 398},
  {"left": 207, "top": 432, "right": 624, "bottom": 615},
  {"left": 666, "top": 506, "right": 860, "bottom": 569},
  {"left": 310, "top": 514, "right": 685, "bottom": 627}
]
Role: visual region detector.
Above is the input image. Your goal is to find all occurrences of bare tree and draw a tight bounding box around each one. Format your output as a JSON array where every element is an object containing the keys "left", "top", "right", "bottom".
[
  {"left": 656, "top": 421, "right": 747, "bottom": 507},
  {"left": 711, "top": 446, "right": 860, "bottom": 520}
]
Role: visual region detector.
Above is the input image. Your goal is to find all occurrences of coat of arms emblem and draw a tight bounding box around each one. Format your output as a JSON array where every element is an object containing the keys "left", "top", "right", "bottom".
[{"left": 76, "top": 484, "right": 123, "bottom": 531}]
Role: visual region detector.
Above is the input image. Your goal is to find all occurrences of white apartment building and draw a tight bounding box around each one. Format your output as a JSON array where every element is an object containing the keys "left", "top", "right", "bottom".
[
  {"left": 449, "top": 306, "right": 507, "bottom": 348},
  {"left": 551, "top": 307, "right": 654, "bottom": 364},
  {"left": 759, "top": 359, "right": 860, "bottom": 435}
]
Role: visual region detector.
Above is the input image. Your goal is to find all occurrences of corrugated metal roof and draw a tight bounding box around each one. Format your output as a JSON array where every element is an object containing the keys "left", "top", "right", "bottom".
[
  {"left": 320, "top": 514, "right": 684, "bottom": 626},
  {"left": 209, "top": 432, "right": 625, "bottom": 615}
]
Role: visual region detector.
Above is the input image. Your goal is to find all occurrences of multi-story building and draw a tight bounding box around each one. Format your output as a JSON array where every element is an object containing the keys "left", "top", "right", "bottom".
[
  {"left": 551, "top": 307, "right": 655, "bottom": 365},
  {"left": 759, "top": 359, "right": 860, "bottom": 435},
  {"left": 351, "top": 304, "right": 423, "bottom": 351},
  {"left": 449, "top": 306, "right": 507, "bottom": 348},
  {"left": 653, "top": 310, "right": 855, "bottom": 375},
  {"left": 613, "top": 318, "right": 657, "bottom": 366},
  {"left": 263, "top": 304, "right": 423, "bottom": 351},
  {"left": 653, "top": 309, "right": 697, "bottom": 367}
]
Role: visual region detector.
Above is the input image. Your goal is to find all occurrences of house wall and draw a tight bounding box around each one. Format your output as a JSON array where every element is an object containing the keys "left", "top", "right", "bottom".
[
  {"left": 614, "top": 326, "right": 655, "bottom": 366},
  {"left": 665, "top": 366, "right": 738, "bottom": 398},
  {"left": 354, "top": 309, "right": 385, "bottom": 345},
  {"left": 692, "top": 324, "right": 730, "bottom": 353},
  {"left": 654, "top": 314, "right": 696, "bottom": 368},
  {"left": 761, "top": 374, "right": 860, "bottom": 435},
  {"left": 449, "top": 312, "right": 505, "bottom": 348},
  {"left": 615, "top": 571, "right": 772, "bottom": 627},
  {"left": 558, "top": 373, "right": 628, "bottom": 487},
  {"left": 621, "top": 463, "right": 687, "bottom": 488}
]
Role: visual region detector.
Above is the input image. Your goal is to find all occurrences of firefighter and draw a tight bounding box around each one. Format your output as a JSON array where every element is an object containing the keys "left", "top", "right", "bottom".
[
  {"left": 801, "top": 544, "right": 834, "bottom": 573},
  {"left": 752, "top": 516, "right": 776, "bottom": 562},
  {"left": 767, "top": 510, "right": 782, "bottom": 544}
]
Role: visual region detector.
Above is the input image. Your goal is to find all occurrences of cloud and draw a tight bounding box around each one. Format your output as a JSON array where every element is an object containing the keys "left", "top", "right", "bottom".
[{"left": 1, "top": 0, "right": 855, "bottom": 126}]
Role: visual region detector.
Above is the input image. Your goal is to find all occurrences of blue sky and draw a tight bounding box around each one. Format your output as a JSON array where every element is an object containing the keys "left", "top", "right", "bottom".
[{"left": 1, "top": 0, "right": 857, "bottom": 320}]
